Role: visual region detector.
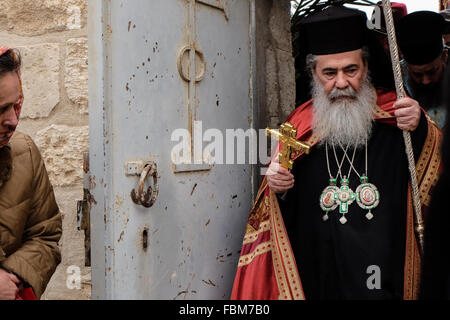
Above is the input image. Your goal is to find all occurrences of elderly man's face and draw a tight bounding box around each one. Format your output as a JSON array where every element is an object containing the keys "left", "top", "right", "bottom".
[
  {"left": 312, "top": 49, "right": 368, "bottom": 99},
  {"left": 0, "top": 72, "right": 21, "bottom": 146},
  {"left": 407, "top": 50, "right": 448, "bottom": 87}
]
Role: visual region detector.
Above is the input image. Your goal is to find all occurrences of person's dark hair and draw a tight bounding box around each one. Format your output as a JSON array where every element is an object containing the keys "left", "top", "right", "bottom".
[{"left": 0, "top": 49, "right": 22, "bottom": 76}]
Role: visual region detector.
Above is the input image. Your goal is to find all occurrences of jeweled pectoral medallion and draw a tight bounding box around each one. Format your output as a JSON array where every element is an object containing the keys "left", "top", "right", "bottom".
[
  {"left": 334, "top": 176, "right": 355, "bottom": 224},
  {"left": 356, "top": 175, "right": 380, "bottom": 220},
  {"left": 319, "top": 178, "right": 339, "bottom": 221}
]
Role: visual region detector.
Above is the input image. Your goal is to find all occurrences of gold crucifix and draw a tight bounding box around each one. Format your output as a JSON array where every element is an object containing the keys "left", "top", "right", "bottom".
[{"left": 266, "top": 122, "right": 310, "bottom": 170}]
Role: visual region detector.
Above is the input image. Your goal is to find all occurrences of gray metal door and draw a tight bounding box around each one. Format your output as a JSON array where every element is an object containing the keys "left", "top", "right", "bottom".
[{"left": 88, "top": 0, "right": 256, "bottom": 299}]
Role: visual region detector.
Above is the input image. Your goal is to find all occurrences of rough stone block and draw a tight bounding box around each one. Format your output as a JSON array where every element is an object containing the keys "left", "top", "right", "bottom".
[
  {"left": 4, "top": 0, "right": 87, "bottom": 36},
  {"left": 265, "top": 46, "right": 280, "bottom": 123},
  {"left": 35, "top": 125, "right": 89, "bottom": 187},
  {"left": 42, "top": 264, "right": 91, "bottom": 300},
  {"left": 65, "top": 38, "right": 88, "bottom": 114},
  {"left": 277, "top": 49, "right": 296, "bottom": 118},
  {"left": 0, "top": 12, "right": 7, "bottom": 31},
  {"left": 269, "top": 0, "right": 293, "bottom": 53},
  {"left": 18, "top": 44, "right": 61, "bottom": 119}
]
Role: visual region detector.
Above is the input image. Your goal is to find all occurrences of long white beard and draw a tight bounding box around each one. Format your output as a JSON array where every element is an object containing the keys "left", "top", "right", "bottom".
[{"left": 311, "top": 74, "right": 377, "bottom": 149}]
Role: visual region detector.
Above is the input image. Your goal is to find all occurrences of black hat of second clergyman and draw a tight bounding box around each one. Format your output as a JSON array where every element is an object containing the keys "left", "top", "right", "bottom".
[
  {"left": 397, "top": 11, "right": 446, "bottom": 66},
  {"left": 300, "top": 6, "right": 368, "bottom": 55}
]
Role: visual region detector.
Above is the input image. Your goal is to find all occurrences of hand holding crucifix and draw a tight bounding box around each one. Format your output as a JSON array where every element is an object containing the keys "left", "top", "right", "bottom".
[{"left": 265, "top": 122, "right": 310, "bottom": 193}]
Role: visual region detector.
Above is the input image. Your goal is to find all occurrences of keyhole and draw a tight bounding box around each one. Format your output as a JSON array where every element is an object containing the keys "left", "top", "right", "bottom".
[{"left": 142, "top": 228, "right": 149, "bottom": 251}]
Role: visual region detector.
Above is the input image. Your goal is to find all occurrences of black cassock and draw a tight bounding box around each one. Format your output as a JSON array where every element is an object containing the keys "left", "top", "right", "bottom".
[{"left": 279, "top": 112, "right": 428, "bottom": 299}]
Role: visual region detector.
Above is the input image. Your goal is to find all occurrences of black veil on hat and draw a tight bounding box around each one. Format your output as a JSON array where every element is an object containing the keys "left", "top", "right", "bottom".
[
  {"left": 300, "top": 5, "right": 368, "bottom": 55},
  {"left": 397, "top": 11, "right": 446, "bottom": 66}
]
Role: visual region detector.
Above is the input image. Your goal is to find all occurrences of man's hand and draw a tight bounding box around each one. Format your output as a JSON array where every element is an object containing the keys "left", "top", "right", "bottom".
[
  {"left": 266, "top": 160, "right": 295, "bottom": 193},
  {"left": 0, "top": 268, "right": 20, "bottom": 300},
  {"left": 393, "top": 97, "right": 421, "bottom": 131}
]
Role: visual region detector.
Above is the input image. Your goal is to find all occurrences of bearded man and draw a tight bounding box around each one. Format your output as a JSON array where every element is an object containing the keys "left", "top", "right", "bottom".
[
  {"left": 0, "top": 47, "right": 62, "bottom": 300},
  {"left": 231, "top": 6, "right": 441, "bottom": 300}
]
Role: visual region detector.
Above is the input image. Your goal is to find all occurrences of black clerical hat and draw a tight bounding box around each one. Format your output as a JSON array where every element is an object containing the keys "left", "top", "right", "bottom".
[
  {"left": 397, "top": 11, "right": 446, "bottom": 66},
  {"left": 300, "top": 6, "right": 368, "bottom": 55}
]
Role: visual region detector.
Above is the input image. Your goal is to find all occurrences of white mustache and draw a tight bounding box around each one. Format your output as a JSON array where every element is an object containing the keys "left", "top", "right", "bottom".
[{"left": 328, "top": 86, "right": 357, "bottom": 100}]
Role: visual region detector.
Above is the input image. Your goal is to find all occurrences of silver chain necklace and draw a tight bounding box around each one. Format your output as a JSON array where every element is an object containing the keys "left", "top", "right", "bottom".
[{"left": 319, "top": 140, "right": 380, "bottom": 224}]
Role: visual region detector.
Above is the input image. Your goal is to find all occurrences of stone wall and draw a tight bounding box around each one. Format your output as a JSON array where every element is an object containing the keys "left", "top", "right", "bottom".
[
  {"left": 0, "top": 0, "right": 90, "bottom": 299},
  {"left": 256, "top": 0, "right": 296, "bottom": 130}
]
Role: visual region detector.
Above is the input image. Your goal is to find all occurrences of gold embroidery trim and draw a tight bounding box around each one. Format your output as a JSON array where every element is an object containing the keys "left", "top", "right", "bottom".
[
  {"left": 270, "top": 207, "right": 292, "bottom": 300},
  {"left": 243, "top": 220, "right": 270, "bottom": 245},
  {"left": 418, "top": 123, "right": 441, "bottom": 206},
  {"left": 403, "top": 189, "right": 421, "bottom": 300},
  {"left": 270, "top": 191, "right": 305, "bottom": 300},
  {"left": 238, "top": 241, "right": 272, "bottom": 267},
  {"left": 416, "top": 119, "right": 435, "bottom": 182},
  {"left": 374, "top": 104, "right": 392, "bottom": 118}
]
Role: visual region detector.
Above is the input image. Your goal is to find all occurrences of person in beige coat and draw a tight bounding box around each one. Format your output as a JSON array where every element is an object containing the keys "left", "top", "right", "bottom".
[{"left": 0, "top": 47, "right": 62, "bottom": 300}]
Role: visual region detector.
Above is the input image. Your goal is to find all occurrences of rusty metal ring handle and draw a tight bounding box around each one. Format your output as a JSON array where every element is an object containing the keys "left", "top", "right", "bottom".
[
  {"left": 131, "top": 163, "right": 158, "bottom": 208},
  {"left": 177, "top": 46, "right": 206, "bottom": 83},
  {"left": 138, "top": 164, "right": 152, "bottom": 196}
]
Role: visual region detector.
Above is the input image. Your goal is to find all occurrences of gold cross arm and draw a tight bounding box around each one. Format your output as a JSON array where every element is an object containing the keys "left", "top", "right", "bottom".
[{"left": 266, "top": 122, "right": 310, "bottom": 170}]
